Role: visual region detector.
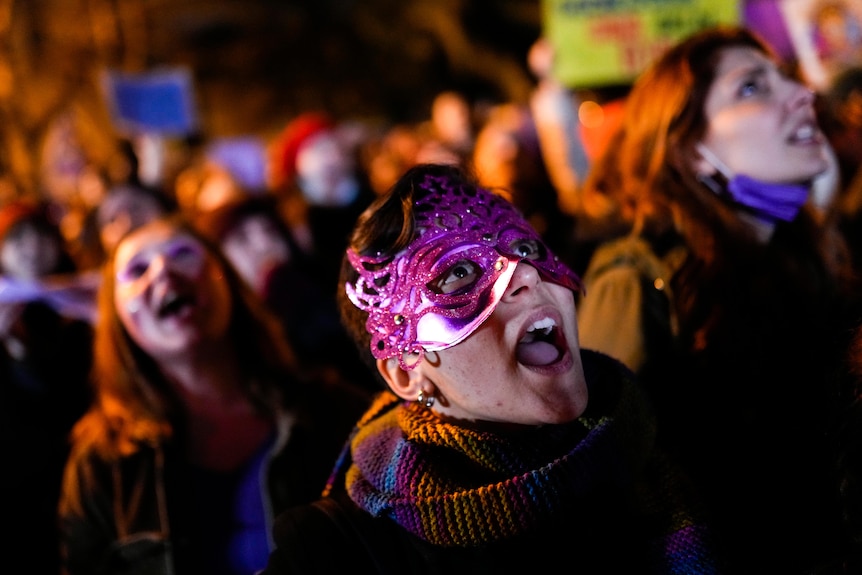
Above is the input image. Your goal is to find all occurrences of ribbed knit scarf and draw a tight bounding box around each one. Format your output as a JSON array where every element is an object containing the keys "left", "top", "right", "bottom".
[{"left": 327, "top": 351, "right": 719, "bottom": 574}]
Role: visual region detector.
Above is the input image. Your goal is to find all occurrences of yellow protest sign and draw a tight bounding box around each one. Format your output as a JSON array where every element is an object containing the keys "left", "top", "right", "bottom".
[{"left": 544, "top": 0, "right": 742, "bottom": 88}]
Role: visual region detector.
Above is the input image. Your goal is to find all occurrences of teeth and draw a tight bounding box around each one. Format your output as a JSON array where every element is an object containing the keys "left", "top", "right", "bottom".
[
  {"left": 795, "top": 125, "right": 814, "bottom": 140},
  {"left": 527, "top": 317, "right": 556, "bottom": 334}
]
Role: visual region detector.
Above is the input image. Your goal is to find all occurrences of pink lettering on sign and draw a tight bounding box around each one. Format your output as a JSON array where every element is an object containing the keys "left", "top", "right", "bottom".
[
  {"left": 587, "top": 16, "right": 679, "bottom": 76},
  {"left": 621, "top": 40, "right": 673, "bottom": 73},
  {"left": 588, "top": 16, "right": 643, "bottom": 42}
]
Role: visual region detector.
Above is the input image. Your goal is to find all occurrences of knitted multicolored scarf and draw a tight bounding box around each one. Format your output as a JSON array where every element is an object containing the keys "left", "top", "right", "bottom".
[{"left": 326, "top": 351, "right": 719, "bottom": 574}]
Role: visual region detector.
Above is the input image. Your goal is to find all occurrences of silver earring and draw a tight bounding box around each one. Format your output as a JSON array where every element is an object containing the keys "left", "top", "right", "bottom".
[
  {"left": 416, "top": 389, "right": 435, "bottom": 408},
  {"left": 127, "top": 300, "right": 141, "bottom": 313}
]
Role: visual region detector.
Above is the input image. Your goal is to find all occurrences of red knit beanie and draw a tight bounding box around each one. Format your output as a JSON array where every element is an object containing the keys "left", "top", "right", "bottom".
[
  {"left": 271, "top": 112, "right": 334, "bottom": 189},
  {"left": 0, "top": 199, "right": 51, "bottom": 244}
]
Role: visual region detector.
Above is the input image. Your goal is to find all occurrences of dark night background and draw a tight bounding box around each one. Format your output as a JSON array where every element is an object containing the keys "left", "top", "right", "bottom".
[{"left": 0, "top": 0, "right": 551, "bottom": 197}]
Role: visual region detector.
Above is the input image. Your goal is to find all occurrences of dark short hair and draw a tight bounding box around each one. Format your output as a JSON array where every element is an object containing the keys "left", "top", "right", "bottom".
[
  {"left": 337, "top": 163, "right": 479, "bottom": 375},
  {"left": 192, "top": 194, "right": 302, "bottom": 258}
]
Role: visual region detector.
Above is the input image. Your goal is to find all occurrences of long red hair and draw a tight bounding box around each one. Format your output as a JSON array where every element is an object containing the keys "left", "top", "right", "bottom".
[
  {"left": 582, "top": 26, "right": 773, "bottom": 261},
  {"left": 70, "top": 214, "right": 298, "bottom": 460}
]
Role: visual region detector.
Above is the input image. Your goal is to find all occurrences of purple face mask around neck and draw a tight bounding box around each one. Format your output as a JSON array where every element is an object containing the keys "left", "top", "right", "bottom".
[
  {"left": 345, "top": 173, "right": 582, "bottom": 371},
  {"left": 695, "top": 144, "right": 811, "bottom": 224},
  {"left": 726, "top": 174, "right": 810, "bottom": 223}
]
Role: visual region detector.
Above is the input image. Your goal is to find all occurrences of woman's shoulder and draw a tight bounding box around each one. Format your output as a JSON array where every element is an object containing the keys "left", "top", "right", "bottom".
[
  {"left": 288, "top": 376, "right": 374, "bottom": 426},
  {"left": 66, "top": 407, "right": 164, "bottom": 465},
  {"left": 279, "top": 378, "right": 373, "bottom": 452},
  {"left": 267, "top": 382, "right": 374, "bottom": 509},
  {"left": 264, "top": 490, "right": 676, "bottom": 575},
  {"left": 264, "top": 492, "right": 425, "bottom": 574},
  {"left": 60, "top": 416, "right": 162, "bottom": 518},
  {"left": 583, "top": 234, "right": 683, "bottom": 285},
  {"left": 66, "top": 410, "right": 111, "bottom": 457}
]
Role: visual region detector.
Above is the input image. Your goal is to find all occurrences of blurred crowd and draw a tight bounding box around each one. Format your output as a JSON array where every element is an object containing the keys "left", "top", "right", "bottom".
[{"left": 7, "top": 20, "right": 862, "bottom": 575}]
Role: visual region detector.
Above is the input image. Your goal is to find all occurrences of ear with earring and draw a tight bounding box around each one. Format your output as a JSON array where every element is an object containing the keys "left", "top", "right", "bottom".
[{"left": 416, "top": 388, "right": 435, "bottom": 408}]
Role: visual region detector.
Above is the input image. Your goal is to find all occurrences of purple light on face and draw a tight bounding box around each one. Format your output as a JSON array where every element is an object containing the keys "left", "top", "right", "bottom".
[{"left": 346, "top": 173, "right": 581, "bottom": 370}]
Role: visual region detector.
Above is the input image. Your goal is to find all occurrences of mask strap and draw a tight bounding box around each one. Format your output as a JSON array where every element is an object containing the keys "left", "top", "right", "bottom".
[
  {"left": 696, "top": 172, "right": 725, "bottom": 196},
  {"left": 695, "top": 143, "right": 733, "bottom": 180}
]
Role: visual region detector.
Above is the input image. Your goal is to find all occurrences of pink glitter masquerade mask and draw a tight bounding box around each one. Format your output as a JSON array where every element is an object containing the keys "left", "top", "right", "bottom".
[{"left": 346, "top": 173, "right": 582, "bottom": 370}]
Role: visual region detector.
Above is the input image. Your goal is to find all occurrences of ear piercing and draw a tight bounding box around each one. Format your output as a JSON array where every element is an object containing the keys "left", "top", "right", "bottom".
[
  {"left": 416, "top": 389, "right": 435, "bottom": 409},
  {"left": 127, "top": 300, "right": 142, "bottom": 313}
]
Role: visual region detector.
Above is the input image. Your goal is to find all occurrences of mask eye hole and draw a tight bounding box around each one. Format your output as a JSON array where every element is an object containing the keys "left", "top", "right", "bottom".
[
  {"left": 509, "top": 238, "right": 542, "bottom": 260},
  {"left": 428, "top": 259, "right": 480, "bottom": 295}
]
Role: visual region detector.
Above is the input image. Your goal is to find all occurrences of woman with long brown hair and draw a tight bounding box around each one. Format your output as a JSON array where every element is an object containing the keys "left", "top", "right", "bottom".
[
  {"left": 58, "top": 214, "right": 370, "bottom": 575},
  {"left": 576, "top": 26, "right": 861, "bottom": 573}
]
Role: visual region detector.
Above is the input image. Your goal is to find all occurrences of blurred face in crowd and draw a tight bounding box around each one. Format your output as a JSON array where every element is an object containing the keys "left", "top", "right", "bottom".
[
  {"left": 194, "top": 167, "right": 245, "bottom": 214},
  {"left": 0, "top": 221, "right": 61, "bottom": 280},
  {"left": 98, "top": 186, "right": 167, "bottom": 255},
  {"left": 696, "top": 46, "right": 828, "bottom": 184},
  {"left": 220, "top": 214, "right": 291, "bottom": 295},
  {"left": 295, "top": 131, "right": 357, "bottom": 206},
  {"left": 113, "top": 219, "right": 232, "bottom": 360},
  {"left": 431, "top": 91, "right": 473, "bottom": 152},
  {"left": 471, "top": 105, "right": 525, "bottom": 192}
]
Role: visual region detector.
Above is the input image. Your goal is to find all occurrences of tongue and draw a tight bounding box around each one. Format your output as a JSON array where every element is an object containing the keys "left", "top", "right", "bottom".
[{"left": 516, "top": 341, "right": 560, "bottom": 366}]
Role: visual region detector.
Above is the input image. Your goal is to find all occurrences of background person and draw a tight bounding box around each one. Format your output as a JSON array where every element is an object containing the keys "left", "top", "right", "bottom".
[
  {"left": 58, "top": 214, "right": 370, "bottom": 575},
  {"left": 193, "top": 194, "right": 377, "bottom": 392},
  {"left": 0, "top": 198, "right": 94, "bottom": 575},
  {"left": 574, "top": 26, "right": 862, "bottom": 573}
]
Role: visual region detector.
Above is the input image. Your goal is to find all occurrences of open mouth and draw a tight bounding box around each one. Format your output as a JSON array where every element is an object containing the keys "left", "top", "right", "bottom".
[
  {"left": 157, "top": 290, "right": 196, "bottom": 319},
  {"left": 788, "top": 121, "right": 821, "bottom": 145},
  {"left": 516, "top": 317, "right": 565, "bottom": 366}
]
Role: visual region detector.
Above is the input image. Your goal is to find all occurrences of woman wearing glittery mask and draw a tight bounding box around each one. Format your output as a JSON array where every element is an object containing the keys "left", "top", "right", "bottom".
[
  {"left": 575, "top": 26, "right": 862, "bottom": 573},
  {"left": 57, "top": 214, "right": 370, "bottom": 575},
  {"left": 258, "top": 164, "right": 722, "bottom": 575}
]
